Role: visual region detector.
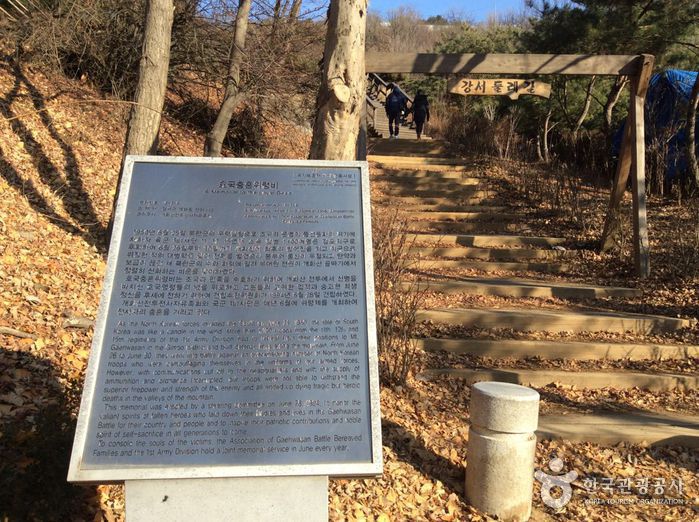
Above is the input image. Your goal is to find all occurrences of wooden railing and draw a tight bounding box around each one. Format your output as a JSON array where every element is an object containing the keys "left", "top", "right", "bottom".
[
  {"left": 366, "top": 73, "right": 415, "bottom": 131},
  {"left": 365, "top": 95, "right": 381, "bottom": 129}
]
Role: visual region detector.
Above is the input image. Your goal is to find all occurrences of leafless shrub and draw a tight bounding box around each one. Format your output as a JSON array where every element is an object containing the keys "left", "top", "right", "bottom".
[
  {"left": 494, "top": 106, "right": 523, "bottom": 160},
  {"left": 430, "top": 101, "right": 530, "bottom": 160},
  {"left": 515, "top": 159, "right": 594, "bottom": 232},
  {"left": 366, "top": 7, "right": 443, "bottom": 53},
  {"left": 11, "top": 1, "right": 147, "bottom": 98},
  {"left": 372, "top": 208, "right": 424, "bottom": 386},
  {"left": 646, "top": 122, "right": 682, "bottom": 198},
  {"left": 6, "top": 1, "right": 322, "bottom": 127}
]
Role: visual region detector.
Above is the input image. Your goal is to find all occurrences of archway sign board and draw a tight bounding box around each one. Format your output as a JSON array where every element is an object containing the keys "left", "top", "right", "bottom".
[
  {"left": 366, "top": 52, "right": 655, "bottom": 278},
  {"left": 68, "top": 157, "right": 382, "bottom": 519},
  {"left": 448, "top": 78, "right": 551, "bottom": 99}
]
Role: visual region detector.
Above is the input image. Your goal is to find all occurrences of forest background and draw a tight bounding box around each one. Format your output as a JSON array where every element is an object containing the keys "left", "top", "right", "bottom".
[{"left": 1, "top": 0, "right": 697, "bottom": 185}]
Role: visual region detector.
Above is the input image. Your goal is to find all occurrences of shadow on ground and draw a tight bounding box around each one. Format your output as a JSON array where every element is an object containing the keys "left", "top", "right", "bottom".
[
  {"left": 382, "top": 417, "right": 465, "bottom": 497},
  {"left": 0, "top": 348, "right": 100, "bottom": 521},
  {"left": 0, "top": 55, "right": 108, "bottom": 255}
]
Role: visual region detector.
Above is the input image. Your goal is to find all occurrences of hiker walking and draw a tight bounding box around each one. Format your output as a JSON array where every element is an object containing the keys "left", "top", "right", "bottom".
[
  {"left": 412, "top": 89, "right": 430, "bottom": 140},
  {"left": 385, "top": 83, "right": 406, "bottom": 139}
]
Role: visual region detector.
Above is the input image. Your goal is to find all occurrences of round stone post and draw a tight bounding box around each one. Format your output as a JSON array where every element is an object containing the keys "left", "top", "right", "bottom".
[{"left": 465, "top": 382, "right": 540, "bottom": 522}]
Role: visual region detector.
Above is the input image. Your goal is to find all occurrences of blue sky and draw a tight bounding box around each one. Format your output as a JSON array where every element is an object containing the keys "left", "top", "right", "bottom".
[{"left": 368, "top": 0, "right": 528, "bottom": 22}]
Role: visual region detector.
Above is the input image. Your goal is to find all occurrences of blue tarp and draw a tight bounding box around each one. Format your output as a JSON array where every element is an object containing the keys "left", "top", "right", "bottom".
[{"left": 614, "top": 69, "right": 698, "bottom": 181}]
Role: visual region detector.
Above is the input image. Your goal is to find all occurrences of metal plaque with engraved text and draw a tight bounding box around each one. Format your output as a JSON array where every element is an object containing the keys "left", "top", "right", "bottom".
[{"left": 68, "top": 157, "right": 381, "bottom": 482}]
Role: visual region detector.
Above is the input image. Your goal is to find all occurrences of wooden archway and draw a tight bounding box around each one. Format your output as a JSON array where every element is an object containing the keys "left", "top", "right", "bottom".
[{"left": 366, "top": 52, "right": 655, "bottom": 277}]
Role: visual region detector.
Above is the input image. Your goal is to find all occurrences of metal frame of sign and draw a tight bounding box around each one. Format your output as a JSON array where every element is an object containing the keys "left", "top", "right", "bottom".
[{"left": 68, "top": 156, "right": 382, "bottom": 483}]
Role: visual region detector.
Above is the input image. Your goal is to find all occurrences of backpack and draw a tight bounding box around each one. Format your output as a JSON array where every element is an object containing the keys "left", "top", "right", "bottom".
[{"left": 386, "top": 91, "right": 403, "bottom": 114}]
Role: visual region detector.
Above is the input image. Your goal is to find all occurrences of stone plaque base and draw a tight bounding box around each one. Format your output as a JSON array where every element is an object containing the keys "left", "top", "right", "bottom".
[{"left": 125, "top": 476, "right": 328, "bottom": 521}]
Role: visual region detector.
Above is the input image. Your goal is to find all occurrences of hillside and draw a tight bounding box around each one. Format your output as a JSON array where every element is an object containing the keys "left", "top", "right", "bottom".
[{"left": 1, "top": 60, "right": 697, "bottom": 522}]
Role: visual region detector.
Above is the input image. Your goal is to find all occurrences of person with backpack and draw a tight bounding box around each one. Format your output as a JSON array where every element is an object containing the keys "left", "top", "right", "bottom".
[
  {"left": 412, "top": 89, "right": 430, "bottom": 140},
  {"left": 385, "top": 84, "right": 406, "bottom": 139}
]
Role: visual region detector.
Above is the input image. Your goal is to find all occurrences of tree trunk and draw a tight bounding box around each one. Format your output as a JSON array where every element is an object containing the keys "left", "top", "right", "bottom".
[
  {"left": 289, "top": 0, "right": 302, "bottom": 20},
  {"left": 271, "top": 0, "right": 283, "bottom": 40},
  {"left": 542, "top": 106, "right": 554, "bottom": 163},
  {"left": 309, "top": 0, "right": 367, "bottom": 160},
  {"left": 687, "top": 73, "right": 699, "bottom": 186},
  {"left": 556, "top": 78, "right": 573, "bottom": 128},
  {"left": 572, "top": 75, "right": 597, "bottom": 141},
  {"left": 204, "top": 0, "right": 252, "bottom": 157},
  {"left": 604, "top": 76, "right": 628, "bottom": 138},
  {"left": 110, "top": 0, "right": 173, "bottom": 233},
  {"left": 124, "top": 0, "right": 174, "bottom": 156}
]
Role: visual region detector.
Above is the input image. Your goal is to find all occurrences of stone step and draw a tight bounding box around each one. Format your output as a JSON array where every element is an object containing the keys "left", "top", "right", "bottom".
[
  {"left": 407, "top": 211, "right": 517, "bottom": 222},
  {"left": 409, "top": 233, "right": 567, "bottom": 248},
  {"left": 394, "top": 204, "right": 507, "bottom": 213},
  {"left": 413, "top": 258, "right": 571, "bottom": 273},
  {"left": 373, "top": 169, "right": 473, "bottom": 180},
  {"left": 373, "top": 125, "right": 420, "bottom": 134},
  {"left": 537, "top": 412, "right": 699, "bottom": 448},
  {"left": 381, "top": 187, "right": 490, "bottom": 199},
  {"left": 419, "top": 368, "right": 698, "bottom": 392},
  {"left": 373, "top": 132, "right": 428, "bottom": 141},
  {"left": 409, "top": 221, "right": 521, "bottom": 234},
  {"left": 416, "top": 307, "right": 693, "bottom": 334},
  {"left": 410, "top": 246, "right": 570, "bottom": 261},
  {"left": 370, "top": 160, "right": 471, "bottom": 173},
  {"left": 380, "top": 196, "right": 498, "bottom": 207},
  {"left": 368, "top": 154, "right": 467, "bottom": 167},
  {"left": 375, "top": 176, "right": 483, "bottom": 188},
  {"left": 368, "top": 138, "right": 448, "bottom": 157},
  {"left": 410, "top": 278, "right": 641, "bottom": 299},
  {"left": 417, "top": 338, "right": 699, "bottom": 361}
]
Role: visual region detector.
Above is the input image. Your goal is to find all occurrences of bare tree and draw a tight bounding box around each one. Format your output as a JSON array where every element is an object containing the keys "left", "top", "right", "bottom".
[
  {"left": 386, "top": 7, "right": 436, "bottom": 52},
  {"left": 572, "top": 75, "right": 597, "bottom": 140},
  {"left": 110, "top": 0, "right": 174, "bottom": 231},
  {"left": 366, "top": 7, "right": 441, "bottom": 53},
  {"left": 539, "top": 104, "right": 557, "bottom": 163},
  {"left": 288, "top": 0, "right": 302, "bottom": 20},
  {"left": 309, "top": 0, "right": 367, "bottom": 160},
  {"left": 687, "top": 73, "right": 699, "bottom": 185},
  {"left": 204, "top": 0, "right": 253, "bottom": 157},
  {"left": 124, "top": 0, "right": 175, "bottom": 156},
  {"left": 603, "top": 76, "right": 629, "bottom": 138}
]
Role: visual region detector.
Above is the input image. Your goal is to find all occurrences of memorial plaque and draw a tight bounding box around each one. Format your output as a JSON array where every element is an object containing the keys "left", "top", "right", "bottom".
[{"left": 68, "top": 157, "right": 382, "bottom": 482}]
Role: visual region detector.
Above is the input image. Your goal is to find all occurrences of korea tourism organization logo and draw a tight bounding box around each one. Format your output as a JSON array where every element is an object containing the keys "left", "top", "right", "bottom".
[
  {"left": 534, "top": 455, "right": 688, "bottom": 511},
  {"left": 534, "top": 456, "right": 578, "bottom": 509}
]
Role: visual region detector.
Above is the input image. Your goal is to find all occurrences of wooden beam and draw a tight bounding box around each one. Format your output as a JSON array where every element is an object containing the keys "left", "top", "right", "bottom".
[
  {"left": 630, "top": 54, "right": 654, "bottom": 277},
  {"left": 366, "top": 53, "right": 641, "bottom": 76},
  {"left": 600, "top": 113, "right": 633, "bottom": 252}
]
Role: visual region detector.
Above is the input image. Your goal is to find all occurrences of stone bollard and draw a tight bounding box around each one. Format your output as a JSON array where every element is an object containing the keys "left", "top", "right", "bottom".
[{"left": 465, "top": 382, "right": 540, "bottom": 522}]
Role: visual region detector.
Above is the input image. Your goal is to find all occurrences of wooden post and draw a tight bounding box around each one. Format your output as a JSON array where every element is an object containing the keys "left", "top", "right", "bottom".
[
  {"left": 599, "top": 55, "right": 653, "bottom": 277},
  {"left": 630, "top": 55, "right": 654, "bottom": 277},
  {"left": 599, "top": 114, "right": 633, "bottom": 253}
]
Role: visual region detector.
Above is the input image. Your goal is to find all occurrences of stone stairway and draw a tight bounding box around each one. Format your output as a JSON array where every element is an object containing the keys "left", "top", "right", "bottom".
[{"left": 370, "top": 138, "right": 698, "bottom": 446}]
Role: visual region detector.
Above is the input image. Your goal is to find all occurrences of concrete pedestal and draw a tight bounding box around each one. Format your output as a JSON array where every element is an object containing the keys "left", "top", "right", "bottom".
[
  {"left": 125, "top": 476, "right": 328, "bottom": 522},
  {"left": 466, "top": 427, "right": 537, "bottom": 521},
  {"left": 465, "top": 382, "right": 539, "bottom": 522}
]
